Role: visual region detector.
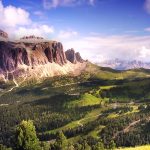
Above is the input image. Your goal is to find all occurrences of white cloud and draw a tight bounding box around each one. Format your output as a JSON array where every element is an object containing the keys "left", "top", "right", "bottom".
[
  {"left": 62, "top": 35, "right": 150, "bottom": 63},
  {"left": 144, "top": 0, "right": 150, "bottom": 14},
  {"left": 43, "top": 0, "right": 95, "bottom": 9},
  {"left": 139, "top": 46, "right": 150, "bottom": 59},
  {"left": 0, "top": 1, "right": 54, "bottom": 39},
  {"left": 58, "top": 30, "right": 78, "bottom": 39},
  {"left": 0, "top": 1, "right": 31, "bottom": 27},
  {"left": 14, "top": 25, "right": 54, "bottom": 39}
]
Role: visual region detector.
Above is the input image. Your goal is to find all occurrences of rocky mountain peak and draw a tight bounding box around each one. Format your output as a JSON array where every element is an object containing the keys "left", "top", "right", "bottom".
[
  {"left": 0, "top": 41, "right": 67, "bottom": 73},
  {"left": 65, "top": 48, "right": 77, "bottom": 64},
  {"left": 0, "top": 31, "right": 86, "bottom": 81},
  {"left": 75, "top": 52, "right": 84, "bottom": 63},
  {"left": 0, "top": 29, "right": 8, "bottom": 39},
  {"left": 0, "top": 41, "right": 86, "bottom": 81},
  {"left": 20, "top": 35, "right": 44, "bottom": 40},
  {"left": 65, "top": 48, "right": 84, "bottom": 64}
]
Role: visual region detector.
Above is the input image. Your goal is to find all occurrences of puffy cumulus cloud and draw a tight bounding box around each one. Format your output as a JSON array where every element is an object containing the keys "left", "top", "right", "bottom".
[
  {"left": 14, "top": 25, "right": 54, "bottom": 39},
  {"left": 0, "top": 1, "right": 31, "bottom": 27},
  {"left": 58, "top": 30, "right": 78, "bottom": 39},
  {"left": 62, "top": 35, "right": 150, "bottom": 63},
  {"left": 144, "top": 0, "right": 150, "bottom": 14},
  {"left": 43, "top": 0, "right": 95, "bottom": 9},
  {"left": 139, "top": 46, "right": 150, "bottom": 59},
  {"left": 0, "top": 1, "right": 54, "bottom": 39}
]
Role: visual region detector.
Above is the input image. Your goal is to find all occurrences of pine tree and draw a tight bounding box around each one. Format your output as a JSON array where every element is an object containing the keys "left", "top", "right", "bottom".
[
  {"left": 54, "top": 131, "right": 68, "bottom": 150},
  {"left": 92, "top": 141, "right": 105, "bottom": 150},
  {"left": 81, "top": 139, "right": 91, "bottom": 150},
  {"left": 109, "top": 140, "right": 116, "bottom": 150},
  {"left": 40, "top": 142, "right": 50, "bottom": 150},
  {"left": 0, "top": 144, "right": 12, "bottom": 150},
  {"left": 15, "top": 120, "right": 40, "bottom": 150}
]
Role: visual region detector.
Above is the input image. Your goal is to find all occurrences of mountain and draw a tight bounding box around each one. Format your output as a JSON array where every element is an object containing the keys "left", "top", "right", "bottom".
[
  {"left": 0, "top": 32, "right": 86, "bottom": 82},
  {"left": 65, "top": 48, "right": 84, "bottom": 64},
  {"left": 97, "top": 59, "right": 150, "bottom": 70},
  {"left": 0, "top": 29, "right": 8, "bottom": 41}
]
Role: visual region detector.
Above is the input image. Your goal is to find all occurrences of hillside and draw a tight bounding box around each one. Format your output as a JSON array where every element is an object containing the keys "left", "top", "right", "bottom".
[
  {"left": 0, "top": 36, "right": 86, "bottom": 83},
  {"left": 1, "top": 33, "right": 150, "bottom": 149},
  {"left": 119, "top": 145, "right": 150, "bottom": 150},
  {"left": 1, "top": 64, "right": 150, "bottom": 149},
  {"left": 84, "top": 62, "right": 150, "bottom": 80}
]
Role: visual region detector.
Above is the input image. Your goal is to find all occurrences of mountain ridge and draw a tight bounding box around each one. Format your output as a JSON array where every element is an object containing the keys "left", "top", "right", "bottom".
[
  {"left": 97, "top": 59, "right": 150, "bottom": 70},
  {"left": 0, "top": 30, "right": 86, "bottom": 82}
]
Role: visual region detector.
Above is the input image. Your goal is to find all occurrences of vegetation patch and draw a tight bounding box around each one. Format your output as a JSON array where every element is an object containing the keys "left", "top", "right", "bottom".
[{"left": 64, "top": 93, "right": 101, "bottom": 108}]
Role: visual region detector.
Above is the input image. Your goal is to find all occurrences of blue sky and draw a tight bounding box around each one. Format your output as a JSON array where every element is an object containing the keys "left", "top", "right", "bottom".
[
  {"left": 2, "top": 0, "right": 150, "bottom": 36},
  {"left": 1, "top": 0, "right": 150, "bottom": 62}
]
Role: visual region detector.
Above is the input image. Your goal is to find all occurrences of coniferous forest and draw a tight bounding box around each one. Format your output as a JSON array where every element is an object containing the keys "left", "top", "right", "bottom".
[{"left": 1, "top": 69, "right": 150, "bottom": 149}]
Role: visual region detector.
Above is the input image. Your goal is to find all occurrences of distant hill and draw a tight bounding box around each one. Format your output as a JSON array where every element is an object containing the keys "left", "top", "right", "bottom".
[
  {"left": 83, "top": 62, "right": 150, "bottom": 80},
  {"left": 97, "top": 59, "right": 150, "bottom": 70}
]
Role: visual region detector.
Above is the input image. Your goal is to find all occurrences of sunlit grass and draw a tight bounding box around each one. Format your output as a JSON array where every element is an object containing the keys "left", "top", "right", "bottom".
[
  {"left": 88, "top": 125, "right": 105, "bottom": 138},
  {"left": 118, "top": 145, "right": 150, "bottom": 150},
  {"left": 65, "top": 93, "right": 101, "bottom": 108},
  {"left": 107, "top": 113, "right": 119, "bottom": 118},
  {"left": 44, "top": 107, "right": 103, "bottom": 134},
  {"left": 100, "top": 85, "right": 117, "bottom": 90}
]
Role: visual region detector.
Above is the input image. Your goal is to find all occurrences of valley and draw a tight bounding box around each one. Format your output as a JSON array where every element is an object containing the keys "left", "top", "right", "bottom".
[
  {"left": 1, "top": 0, "right": 150, "bottom": 149},
  {"left": 1, "top": 64, "right": 150, "bottom": 149}
]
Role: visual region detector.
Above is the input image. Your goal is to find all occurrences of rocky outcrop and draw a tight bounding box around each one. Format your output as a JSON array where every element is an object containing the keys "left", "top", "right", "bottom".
[
  {"left": 65, "top": 49, "right": 84, "bottom": 64},
  {"left": 76, "top": 52, "right": 84, "bottom": 63},
  {"left": 0, "top": 41, "right": 68, "bottom": 78},
  {"left": 20, "top": 35, "right": 44, "bottom": 40},
  {"left": 0, "top": 40, "right": 86, "bottom": 81},
  {"left": 65, "top": 49, "right": 77, "bottom": 64},
  {"left": 0, "top": 30, "right": 8, "bottom": 39},
  {"left": 0, "top": 41, "right": 67, "bottom": 72}
]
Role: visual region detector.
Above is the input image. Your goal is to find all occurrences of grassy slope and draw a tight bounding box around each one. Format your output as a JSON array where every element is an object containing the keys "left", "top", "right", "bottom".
[
  {"left": 119, "top": 145, "right": 150, "bottom": 150},
  {"left": 64, "top": 93, "right": 100, "bottom": 108},
  {"left": 1, "top": 62, "right": 150, "bottom": 148},
  {"left": 84, "top": 62, "right": 150, "bottom": 80},
  {"left": 44, "top": 107, "right": 103, "bottom": 134}
]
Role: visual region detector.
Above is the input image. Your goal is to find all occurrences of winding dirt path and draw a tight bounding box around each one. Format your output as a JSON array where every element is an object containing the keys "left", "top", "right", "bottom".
[
  {"left": 8, "top": 78, "right": 19, "bottom": 92},
  {"left": 123, "top": 120, "right": 140, "bottom": 133},
  {"left": 113, "top": 119, "right": 141, "bottom": 139},
  {"left": 0, "top": 76, "right": 19, "bottom": 98}
]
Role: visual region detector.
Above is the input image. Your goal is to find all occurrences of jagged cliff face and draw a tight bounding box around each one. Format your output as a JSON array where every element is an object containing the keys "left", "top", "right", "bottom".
[
  {"left": 0, "top": 40, "right": 86, "bottom": 81},
  {"left": 65, "top": 49, "right": 77, "bottom": 64},
  {"left": 65, "top": 48, "right": 84, "bottom": 64},
  {"left": 76, "top": 52, "right": 84, "bottom": 63},
  {"left": 0, "top": 41, "right": 67, "bottom": 72},
  {"left": 0, "top": 30, "right": 8, "bottom": 39},
  {"left": 0, "top": 30, "right": 8, "bottom": 41}
]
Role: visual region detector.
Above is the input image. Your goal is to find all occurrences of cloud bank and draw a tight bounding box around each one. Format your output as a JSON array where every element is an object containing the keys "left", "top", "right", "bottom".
[
  {"left": 1, "top": 0, "right": 150, "bottom": 63},
  {"left": 62, "top": 35, "right": 150, "bottom": 63},
  {"left": 0, "top": 1, "right": 31, "bottom": 27},
  {"left": 0, "top": 1, "right": 54, "bottom": 39},
  {"left": 43, "top": 0, "right": 95, "bottom": 9},
  {"left": 58, "top": 30, "right": 78, "bottom": 39}
]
